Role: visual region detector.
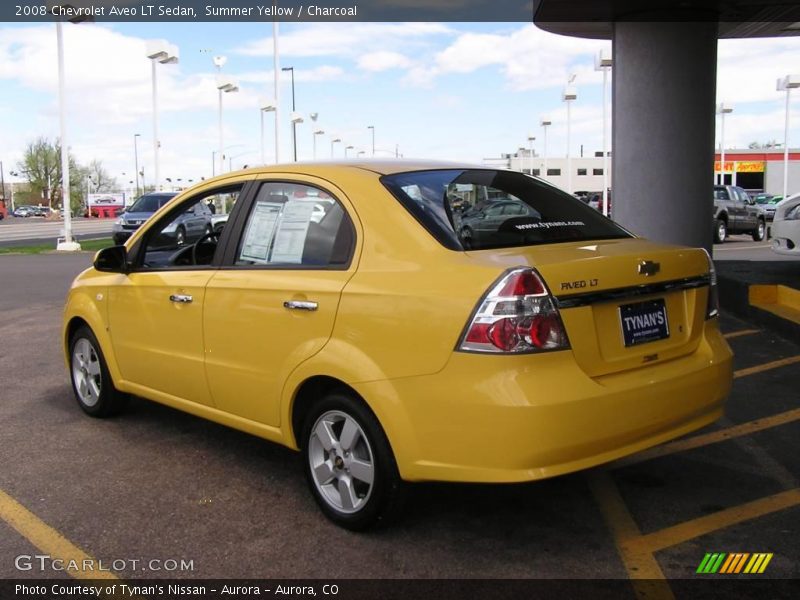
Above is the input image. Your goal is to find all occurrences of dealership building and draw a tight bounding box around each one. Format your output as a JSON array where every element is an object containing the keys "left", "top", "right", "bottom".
[{"left": 486, "top": 147, "right": 800, "bottom": 196}]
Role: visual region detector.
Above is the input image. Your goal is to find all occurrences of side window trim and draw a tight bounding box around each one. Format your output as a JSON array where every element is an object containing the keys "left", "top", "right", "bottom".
[
  {"left": 127, "top": 180, "right": 256, "bottom": 272},
  {"left": 219, "top": 179, "right": 357, "bottom": 271}
]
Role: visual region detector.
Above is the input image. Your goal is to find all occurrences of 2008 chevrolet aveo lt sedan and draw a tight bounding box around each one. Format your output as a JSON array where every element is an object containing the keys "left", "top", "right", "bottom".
[{"left": 63, "top": 161, "right": 733, "bottom": 529}]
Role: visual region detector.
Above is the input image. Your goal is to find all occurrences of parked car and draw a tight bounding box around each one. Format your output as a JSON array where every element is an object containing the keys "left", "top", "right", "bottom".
[
  {"left": 770, "top": 193, "right": 800, "bottom": 256},
  {"left": 13, "top": 206, "right": 36, "bottom": 217},
  {"left": 713, "top": 184, "right": 767, "bottom": 242},
  {"left": 64, "top": 161, "right": 733, "bottom": 530},
  {"left": 111, "top": 192, "right": 179, "bottom": 245},
  {"left": 32, "top": 205, "right": 51, "bottom": 217},
  {"left": 752, "top": 194, "right": 781, "bottom": 221}
]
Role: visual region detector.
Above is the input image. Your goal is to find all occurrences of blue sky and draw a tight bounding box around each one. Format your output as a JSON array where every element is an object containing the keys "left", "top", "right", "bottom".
[{"left": 1, "top": 21, "right": 800, "bottom": 190}]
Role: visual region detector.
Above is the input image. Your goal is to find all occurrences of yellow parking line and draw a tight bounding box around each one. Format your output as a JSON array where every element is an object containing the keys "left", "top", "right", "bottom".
[
  {"left": 615, "top": 408, "right": 800, "bottom": 467},
  {"left": 0, "top": 488, "right": 118, "bottom": 580},
  {"left": 734, "top": 355, "right": 800, "bottom": 379},
  {"left": 723, "top": 329, "right": 760, "bottom": 340},
  {"left": 639, "top": 488, "right": 800, "bottom": 553},
  {"left": 587, "top": 471, "right": 675, "bottom": 599}
]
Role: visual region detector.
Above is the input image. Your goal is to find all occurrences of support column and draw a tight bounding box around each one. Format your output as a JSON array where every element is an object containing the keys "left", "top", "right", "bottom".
[{"left": 612, "top": 21, "right": 718, "bottom": 251}]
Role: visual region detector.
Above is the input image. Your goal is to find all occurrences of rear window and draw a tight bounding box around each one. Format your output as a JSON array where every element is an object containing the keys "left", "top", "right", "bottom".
[{"left": 381, "top": 169, "right": 631, "bottom": 251}]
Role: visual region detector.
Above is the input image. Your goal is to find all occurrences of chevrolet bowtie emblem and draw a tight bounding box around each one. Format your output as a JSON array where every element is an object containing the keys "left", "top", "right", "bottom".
[{"left": 638, "top": 260, "right": 660, "bottom": 277}]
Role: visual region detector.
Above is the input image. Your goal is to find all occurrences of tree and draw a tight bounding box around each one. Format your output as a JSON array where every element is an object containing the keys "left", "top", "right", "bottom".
[
  {"left": 86, "top": 159, "right": 117, "bottom": 193},
  {"left": 16, "top": 137, "right": 82, "bottom": 212}
]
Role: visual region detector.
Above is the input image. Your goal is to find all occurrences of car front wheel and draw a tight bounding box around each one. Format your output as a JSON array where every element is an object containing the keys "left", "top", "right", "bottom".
[
  {"left": 714, "top": 219, "right": 727, "bottom": 243},
  {"left": 302, "top": 392, "right": 404, "bottom": 530},
  {"left": 69, "top": 326, "right": 128, "bottom": 417},
  {"left": 752, "top": 219, "right": 766, "bottom": 242}
]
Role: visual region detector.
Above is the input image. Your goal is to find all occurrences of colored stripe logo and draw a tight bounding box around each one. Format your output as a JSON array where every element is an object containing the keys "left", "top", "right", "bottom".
[{"left": 697, "top": 553, "right": 773, "bottom": 574}]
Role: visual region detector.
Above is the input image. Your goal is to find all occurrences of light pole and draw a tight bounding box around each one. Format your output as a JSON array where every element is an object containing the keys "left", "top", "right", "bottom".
[
  {"left": 367, "top": 125, "right": 375, "bottom": 157},
  {"left": 313, "top": 128, "right": 325, "bottom": 160},
  {"left": 282, "top": 66, "right": 298, "bottom": 161},
  {"left": 146, "top": 40, "right": 179, "bottom": 194},
  {"left": 216, "top": 70, "right": 240, "bottom": 180},
  {"left": 272, "top": 16, "right": 281, "bottom": 163},
  {"left": 563, "top": 76, "right": 577, "bottom": 194},
  {"left": 540, "top": 117, "right": 551, "bottom": 180},
  {"left": 260, "top": 100, "right": 276, "bottom": 164},
  {"left": 526, "top": 134, "right": 536, "bottom": 175},
  {"left": 133, "top": 133, "right": 141, "bottom": 198},
  {"left": 595, "top": 49, "right": 612, "bottom": 215},
  {"left": 290, "top": 112, "right": 304, "bottom": 161},
  {"left": 777, "top": 75, "right": 800, "bottom": 199},
  {"left": 55, "top": 21, "right": 75, "bottom": 247},
  {"left": 331, "top": 137, "right": 341, "bottom": 158},
  {"left": 716, "top": 103, "right": 733, "bottom": 186},
  {"left": 345, "top": 145, "right": 354, "bottom": 158}
]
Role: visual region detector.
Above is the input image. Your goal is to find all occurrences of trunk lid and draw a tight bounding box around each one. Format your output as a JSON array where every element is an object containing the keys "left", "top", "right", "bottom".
[{"left": 466, "top": 238, "right": 711, "bottom": 377}]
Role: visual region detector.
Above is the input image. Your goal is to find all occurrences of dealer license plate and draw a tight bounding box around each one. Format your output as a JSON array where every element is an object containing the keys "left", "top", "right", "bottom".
[{"left": 619, "top": 298, "right": 670, "bottom": 347}]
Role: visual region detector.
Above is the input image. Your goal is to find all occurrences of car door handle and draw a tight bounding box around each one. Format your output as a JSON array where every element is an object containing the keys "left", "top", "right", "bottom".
[
  {"left": 283, "top": 300, "right": 318, "bottom": 311},
  {"left": 169, "top": 294, "right": 193, "bottom": 303}
]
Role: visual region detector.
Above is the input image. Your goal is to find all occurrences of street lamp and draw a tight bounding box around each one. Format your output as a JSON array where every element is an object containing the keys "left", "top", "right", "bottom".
[
  {"left": 260, "top": 100, "right": 276, "bottom": 164},
  {"left": 146, "top": 40, "right": 179, "bottom": 193},
  {"left": 55, "top": 8, "right": 93, "bottom": 250},
  {"left": 563, "top": 76, "right": 577, "bottom": 194},
  {"left": 540, "top": 117, "right": 552, "bottom": 180},
  {"left": 595, "top": 49, "right": 612, "bottom": 215},
  {"left": 357, "top": 150, "right": 366, "bottom": 158},
  {"left": 133, "top": 133, "right": 141, "bottom": 198},
  {"left": 216, "top": 71, "right": 240, "bottom": 180},
  {"left": 345, "top": 145, "right": 354, "bottom": 158},
  {"left": 777, "top": 74, "right": 800, "bottom": 199},
  {"left": 331, "top": 137, "right": 341, "bottom": 158},
  {"left": 367, "top": 125, "right": 375, "bottom": 157},
  {"left": 313, "top": 128, "right": 325, "bottom": 160},
  {"left": 716, "top": 103, "right": 733, "bottom": 186},
  {"left": 289, "top": 112, "right": 304, "bottom": 160},
  {"left": 526, "top": 134, "right": 536, "bottom": 175},
  {"left": 281, "top": 66, "right": 298, "bottom": 161}
]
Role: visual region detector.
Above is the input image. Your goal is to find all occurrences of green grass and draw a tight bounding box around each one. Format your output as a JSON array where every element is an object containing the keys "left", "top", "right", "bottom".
[{"left": 0, "top": 238, "right": 114, "bottom": 255}]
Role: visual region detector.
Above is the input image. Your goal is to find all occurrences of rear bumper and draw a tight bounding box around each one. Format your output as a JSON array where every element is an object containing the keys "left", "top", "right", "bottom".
[{"left": 355, "top": 320, "right": 733, "bottom": 483}]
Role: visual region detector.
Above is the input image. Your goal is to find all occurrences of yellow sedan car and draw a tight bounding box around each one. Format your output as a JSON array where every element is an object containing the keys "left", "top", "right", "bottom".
[{"left": 63, "top": 161, "right": 733, "bottom": 529}]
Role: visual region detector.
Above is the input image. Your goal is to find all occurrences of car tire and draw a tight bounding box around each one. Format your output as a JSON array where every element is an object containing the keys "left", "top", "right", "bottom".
[
  {"left": 69, "top": 326, "right": 128, "bottom": 418},
  {"left": 752, "top": 219, "right": 766, "bottom": 242},
  {"left": 176, "top": 227, "right": 186, "bottom": 246},
  {"left": 714, "top": 219, "right": 727, "bottom": 244},
  {"left": 301, "top": 391, "right": 405, "bottom": 531}
]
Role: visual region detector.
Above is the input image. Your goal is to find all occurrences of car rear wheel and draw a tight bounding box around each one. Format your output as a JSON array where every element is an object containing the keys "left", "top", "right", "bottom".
[
  {"left": 752, "top": 219, "right": 766, "bottom": 242},
  {"left": 69, "top": 326, "right": 128, "bottom": 417},
  {"left": 302, "top": 392, "right": 404, "bottom": 530},
  {"left": 714, "top": 219, "right": 727, "bottom": 244}
]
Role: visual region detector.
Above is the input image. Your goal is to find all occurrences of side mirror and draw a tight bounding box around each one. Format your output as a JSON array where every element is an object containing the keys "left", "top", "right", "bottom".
[{"left": 94, "top": 245, "right": 128, "bottom": 274}]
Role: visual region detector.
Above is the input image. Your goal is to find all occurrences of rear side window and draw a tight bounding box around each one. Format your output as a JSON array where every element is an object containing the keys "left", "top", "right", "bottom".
[
  {"left": 381, "top": 169, "right": 631, "bottom": 251},
  {"left": 234, "top": 182, "right": 354, "bottom": 268}
]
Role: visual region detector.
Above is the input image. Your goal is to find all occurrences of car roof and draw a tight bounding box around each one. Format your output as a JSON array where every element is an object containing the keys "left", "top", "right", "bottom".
[{"left": 229, "top": 159, "right": 491, "bottom": 178}]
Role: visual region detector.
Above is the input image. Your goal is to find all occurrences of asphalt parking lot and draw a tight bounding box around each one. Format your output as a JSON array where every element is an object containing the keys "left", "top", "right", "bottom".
[{"left": 0, "top": 250, "right": 798, "bottom": 598}]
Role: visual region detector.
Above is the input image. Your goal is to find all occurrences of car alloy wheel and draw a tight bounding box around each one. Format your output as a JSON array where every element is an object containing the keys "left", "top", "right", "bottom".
[
  {"left": 302, "top": 393, "right": 404, "bottom": 530},
  {"left": 69, "top": 326, "right": 128, "bottom": 418},
  {"left": 308, "top": 409, "right": 375, "bottom": 514},
  {"left": 71, "top": 337, "right": 102, "bottom": 408},
  {"left": 753, "top": 220, "right": 766, "bottom": 242},
  {"left": 715, "top": 219, "right": 727, "bottom": 243}
]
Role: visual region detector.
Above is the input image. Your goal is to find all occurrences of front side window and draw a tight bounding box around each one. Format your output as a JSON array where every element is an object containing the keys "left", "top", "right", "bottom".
[
  {"left": 139, "top": 186, "right": 243, "bottom": 269},
  {"left": 234, "top": 182, "right": 354, "bottom": 268},
  {"left": 381, "top": 169, "right": 630, "bottom": 251}
]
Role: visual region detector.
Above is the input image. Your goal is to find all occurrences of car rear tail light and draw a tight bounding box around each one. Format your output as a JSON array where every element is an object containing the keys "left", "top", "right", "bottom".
[
  {"left": 703, "top": 249, "right": 719, "bottom": 319},
  {"left": 458, "top": 267, "right": 570, "bottom": 354}
]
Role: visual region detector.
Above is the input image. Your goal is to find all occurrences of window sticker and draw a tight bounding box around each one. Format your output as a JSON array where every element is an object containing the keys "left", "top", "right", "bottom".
[
  {"left": 270, "top": 200, "right": 316, "bottom": 264},
  {"left": 239, "top": 201, "right": 282, "bottom": 263}
]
